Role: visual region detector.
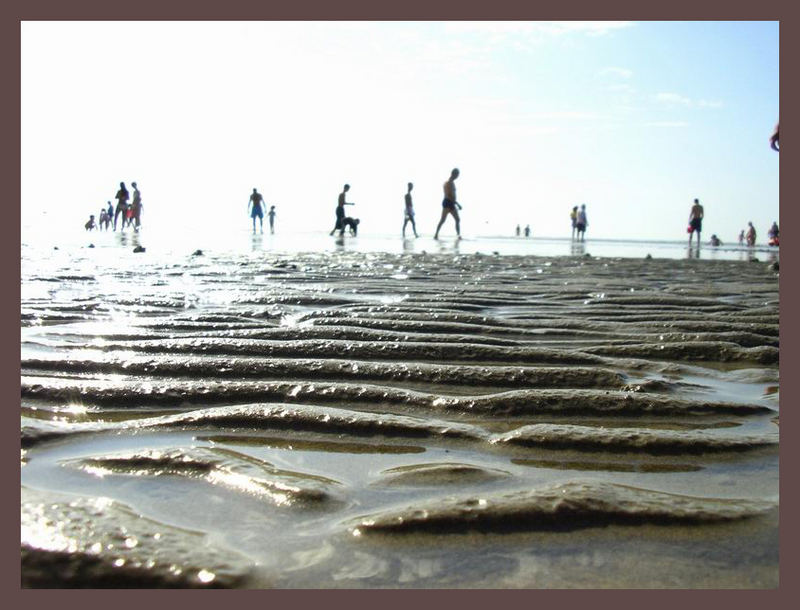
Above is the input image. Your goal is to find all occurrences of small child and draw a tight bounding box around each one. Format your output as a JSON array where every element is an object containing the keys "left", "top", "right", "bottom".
[{"left": 85, "top": 214, "right": 96, "bottom": 231}]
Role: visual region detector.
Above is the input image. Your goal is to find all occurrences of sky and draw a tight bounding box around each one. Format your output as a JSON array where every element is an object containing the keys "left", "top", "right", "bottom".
[{"left": 21, "top": 21, "right": 779, "bottom": 242}]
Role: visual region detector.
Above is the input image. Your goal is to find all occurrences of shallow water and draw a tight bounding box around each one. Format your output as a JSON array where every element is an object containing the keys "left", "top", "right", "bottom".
[{"left": 20, "top": 234, "right": 779, "bottom": 588}]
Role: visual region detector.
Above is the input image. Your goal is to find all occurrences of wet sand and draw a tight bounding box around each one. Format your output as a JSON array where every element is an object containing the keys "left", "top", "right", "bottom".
[{"left": 20, "top": 250, "right": 779, "bottom": 588}]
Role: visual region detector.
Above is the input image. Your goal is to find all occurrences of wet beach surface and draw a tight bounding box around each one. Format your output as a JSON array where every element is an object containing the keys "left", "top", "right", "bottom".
[{"left": 21, "top": 246, "right": 779, "bottom": 588}]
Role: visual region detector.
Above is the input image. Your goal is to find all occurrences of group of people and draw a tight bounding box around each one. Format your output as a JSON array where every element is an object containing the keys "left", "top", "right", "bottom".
[
  {"left": 689, "top": 197, "right": 779, "bottom": 248},
  {"left": 324, "top": 168, "right": 463, "bottom": 239},
  {"left": 85, "top": 181, "right": 143, "bottom": 232},
  {"left": 247, "top": 188, "right": 276, "bottom": 234},
  {"left": 515, "top": 224, "right": 531, "bottom": 238},
  {"left": 570, "top": 205, "right": 589, "bottom": 241}
]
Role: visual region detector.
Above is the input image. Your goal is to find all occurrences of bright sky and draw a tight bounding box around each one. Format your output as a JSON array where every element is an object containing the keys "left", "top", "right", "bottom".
[{"left": 21, "top": 21, "right": 779, "bottom": 242}]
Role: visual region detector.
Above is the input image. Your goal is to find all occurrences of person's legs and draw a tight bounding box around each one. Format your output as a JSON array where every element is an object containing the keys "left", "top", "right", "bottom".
[
  {"left": 452, "top": 209, "right": 461, "bottom": 236},
  {"left": 403, "top": 217, "right": 408, "bottom": 237},
  {"left": 434, "top": 209, "right": 449, "bottom": 238},
  {"left": 410, "top": 216, "right": 418, "bottom": 237}
]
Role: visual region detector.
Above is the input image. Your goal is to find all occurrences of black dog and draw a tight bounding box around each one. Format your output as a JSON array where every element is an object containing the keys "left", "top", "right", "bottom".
[{"left": 343, "top": 217, "right": 360, "bottom": 236}]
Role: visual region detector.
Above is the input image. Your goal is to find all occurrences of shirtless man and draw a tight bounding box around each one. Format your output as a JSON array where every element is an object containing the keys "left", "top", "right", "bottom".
[
  {"left": 688, "top": 198, "right": 704, "bottom": 247},
  {"left": 248, "top": 188, "right": 265, "bottom": 233},
  {"left": 113, "top": 182, "right": 129, "bottom": 231},
  {"left": 403, "top": 182, "right": 418, "bottom": 238},
  {"left": 434, "top": 168, "right": 462, "bottom": 239},
  {"left": 330, "top": 184, "right": 354, "bottom": 236}
]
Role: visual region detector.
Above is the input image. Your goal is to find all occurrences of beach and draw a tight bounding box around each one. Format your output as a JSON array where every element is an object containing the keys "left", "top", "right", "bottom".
[{"left": 20, "top": 232, "right": 779, "bottom": 588}]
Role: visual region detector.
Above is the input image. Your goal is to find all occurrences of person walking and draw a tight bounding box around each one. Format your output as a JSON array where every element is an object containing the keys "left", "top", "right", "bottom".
[
  {"left": 434, "top": 168, "right": 462, "bottom": 239},
  {"left": 403, "top": 182, "right": 418, "bottom": 238}
]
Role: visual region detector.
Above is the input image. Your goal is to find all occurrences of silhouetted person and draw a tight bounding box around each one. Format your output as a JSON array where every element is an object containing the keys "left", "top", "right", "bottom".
[
  {"left": 113, "top": 182, "right": 129, "bottom": 231},
  {"left": 248, "top": 188, "right": 265, "bottom": 233},
  {"left": 746, "top": 221, "right": 756, "bottom": 246},
  {"left": 576, "top": 204, "right": 588, "bottom": 242},
  {"left": 85, "top": 214, "right": 96, "bottom": 231},
  {"left": 330, "top": 184, "right": 354, "bottom": 236},
  {"left": 770, "top": 123, "right": 779, "bottom": 151},
  {"left": 709, "top": 234, "right": 722, "bottom": 247},
  {"left": 403, "top": 182, "right": 418, "bottom": 237},
  {"left": 130, "top": 181, "right": 142, "bottom": 231},
  {"left": 434, "top": 168, "right": 462, "bottom": 239},
  {"left": 570, "top": 206, "right": 578, "bottom": 240},
  {"left": 524, "top": 225, "right": 531, "bottom": 238},
  {"left": 515, "top": 224, "right": 520, "bottom": 236},
  {"left": 738, "top": 230, "right": 745, "bottom": 245},
  {"left": 268, "top": 205, "right": 276, "bottom": 234},
  {"left": 688, "top": 198, "right": 703, "bottom": 247}
]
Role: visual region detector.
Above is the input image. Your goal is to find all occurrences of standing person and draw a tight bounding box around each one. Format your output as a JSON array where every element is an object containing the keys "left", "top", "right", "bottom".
[
  {"left": 248, "top": 188, "right": 265, "bottom": 233},
  {"left": 746, "top": 221, "right": 757, "bottom": 246},
  {"left": 130, "top": 182, "right": 142, "bottom": 231},
  {"left": 330, "top": 184, "right": 354, "bottom": 236},
  {"left": 403, "top": 182, "right": 418, "bottom": 238},
  {"left": 576, "top": 204, "right": 588, "bottom": 242},
  {"left": 687, "top": 198, "right": 703, "bottom": 247},
  {"left": 268, "top": 206, "right": 276, "bottom": 234},
  {"left": 767, "top": 221, "right": 779, "bottom": 246},
  {"left": 524, "top": 225, "right": 531, "bottom": 238},
  {"left": 515, "top": 224, "right": 521, "bottom": 237},
  {"left": 738, "top": 230, "right": 745, "bottom": 245},
  {"left": 434, "top": 168, "right": 462, "bottom": 239},
  {"left": 570, "top": 206, "right": 578, "bottom": 240},
  {"left": 113, "top": 182, "right": 129, "bottom": 231}
]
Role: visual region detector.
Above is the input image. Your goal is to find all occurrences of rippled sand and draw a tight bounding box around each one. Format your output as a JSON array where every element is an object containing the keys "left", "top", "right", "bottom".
[{"left": 20, "top": 250, "right": 779, "bottom": 588}]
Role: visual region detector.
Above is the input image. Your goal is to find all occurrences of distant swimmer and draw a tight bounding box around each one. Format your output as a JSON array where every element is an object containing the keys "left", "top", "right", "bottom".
[
  {"left": 268, "top": 205, "right": 276, "bottom": 234},
  {"left": 248, "top": 188, "right": 265, "bottom": 233},
  {"left": 130, "top": 182, "right": 142, "bottom": 231},
  {"left": 330, "top": 184, "right": 354, "bottom": 236},
  {"left": 434, "top": 168, "right": 462, "bottom": 239},
  {"left": 746, "top": 221, "right": 756, "bottom": 246},
  {"left": 403, "top": 182, "right": 418, "bottom": 238},
  {"left": 113, "top": 182, "right": 129, "bottom": 231},
  {"left": 570, "top": 206, "right": 578, "bottom": 240},
  {"left": 770, "top": 122, "right": 779, "bottom": 152},
  {"left": 709, "top": 234, "right": 722, "bottom": 247},
  {"left": 576, "top": 204, "right": 588, "bottom": 242},
  {"left": 687, "top": 198, "right": 703, "bottom": 247},
  {"left": 84, "top": 214, "right": 96, "bottom": 231}
]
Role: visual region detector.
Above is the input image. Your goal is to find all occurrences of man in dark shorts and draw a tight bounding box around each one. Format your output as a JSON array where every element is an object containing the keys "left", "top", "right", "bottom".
[
  {"left": 330, "top": 184, "right": 354, "bottom": 236},
  {"left": 113, "top": 182, "right": 129, "bottom": 231},
  {"left": 688, "top": 198, "right": 704, "bottom": 247},
  {"left": 248, "top": 188, "right": 265, "bottom": 233},
  {"left": 434, "top": 168, "right": 462, "bottom": 239}
]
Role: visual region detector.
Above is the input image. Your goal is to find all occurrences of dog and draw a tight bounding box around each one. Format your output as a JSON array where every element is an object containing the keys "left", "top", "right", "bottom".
[{"left": 343, "top": 217, "right": 360, "bottom": 236}]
